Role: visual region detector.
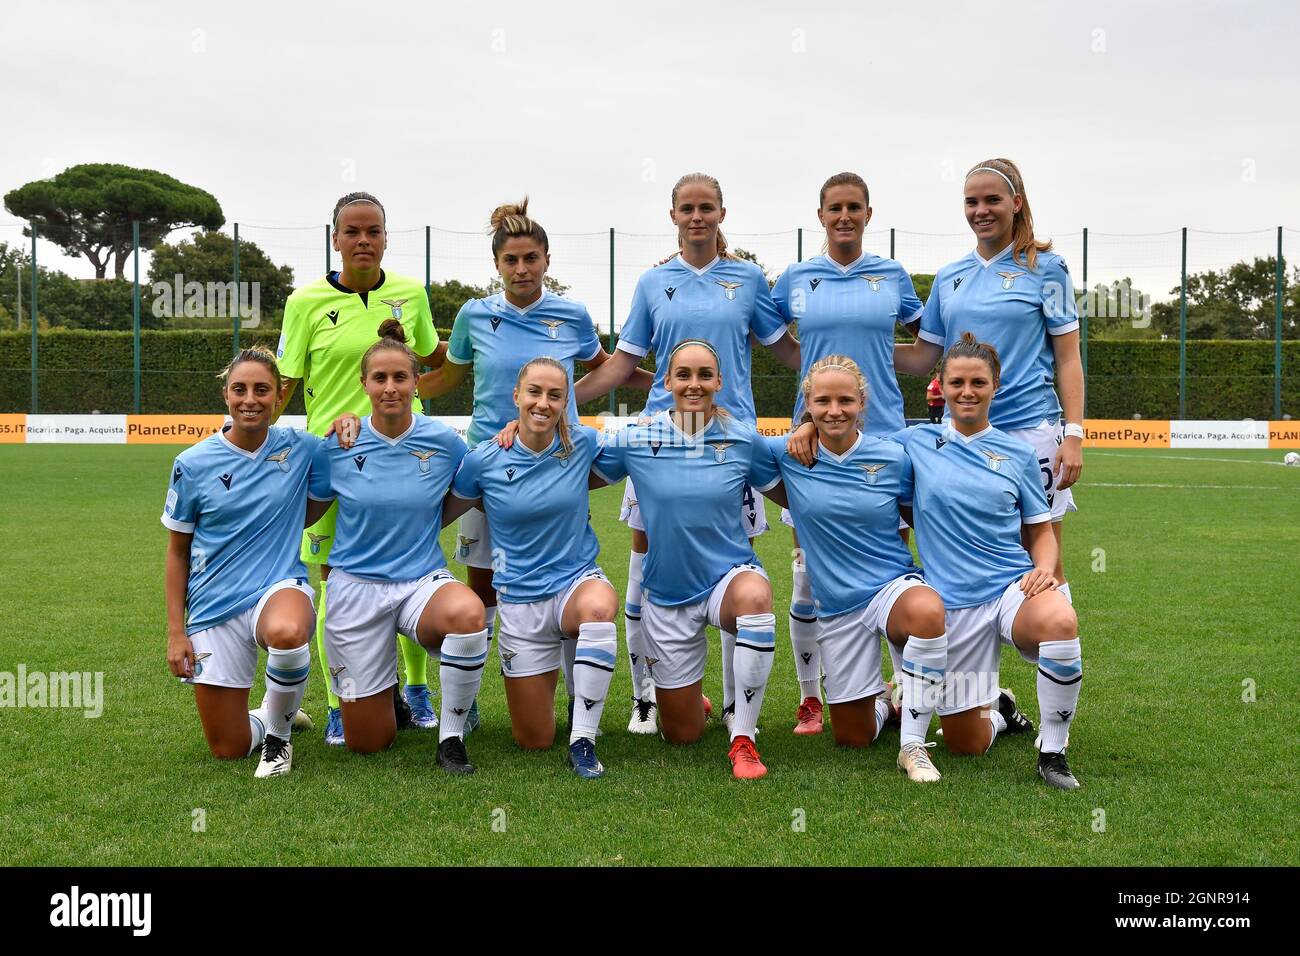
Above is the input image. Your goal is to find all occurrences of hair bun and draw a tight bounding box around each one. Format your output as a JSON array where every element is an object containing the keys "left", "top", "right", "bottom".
[{"left": 377, "top": 318, "right": 407, "bottom": 343}]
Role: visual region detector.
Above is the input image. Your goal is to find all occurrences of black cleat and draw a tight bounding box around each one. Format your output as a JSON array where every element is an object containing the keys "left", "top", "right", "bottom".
[
  {"left": 1037, "top": 749, "right": 1081, "bottom": 790},
  {"left": 394, "top": 685, "right": 414, "bottom": 729},
  {"left": 437, "top": 735, "right": 476, "bottom": 775},
  {"left": 998, "top": 688, "right": 1034, "bottom": 735}
]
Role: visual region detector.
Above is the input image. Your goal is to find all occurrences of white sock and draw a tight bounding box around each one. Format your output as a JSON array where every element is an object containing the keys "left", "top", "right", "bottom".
[
  {"left": 1058, "top": 582, "right": 1073, "bottom": 605},
  {"left": 246, "top": 709, "right": 267, "bottom": 756},
  {"left": 720, "top": 629, "right": 736, "bottom": 715},
  {"left": 789, "top": 568, "right": 821, "bottom": 701},
  {"left": 731, "top": 613, "right": 776, "bottom": 740},
  {"left": 900, "top": 634, "right": 947, "bottom": 747},
  {"left": 262, "top": 643, "right": 311, "bottom": 739},
  {"left": 571, "top": 622, "right": 617, "bottom": 742},
  {"left": 561, "top": 637, "right": 577, "bottom": 698},
  {"left": 1036, "top": 638, "right": 1082, "bottom": 753},
  {"left": 625, "top": 551, "right": 649, "bottom": 699},
  {"left": 435, "top": 630, "right": 489, "bottom": 741},
  {"left": 873, "top": 697, "right": 891, "bottom": 742}
]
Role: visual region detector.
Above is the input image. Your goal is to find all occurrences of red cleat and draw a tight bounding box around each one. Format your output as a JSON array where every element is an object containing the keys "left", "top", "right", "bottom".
[
  {"left": 702, "top": 694, "right": 713, "bottom": 719},
  {"left": 728, "top": 735, "right": 767, "bottom": 779},
  {"left": 793, "top": 696, "right": 824, "bottom": 735}
]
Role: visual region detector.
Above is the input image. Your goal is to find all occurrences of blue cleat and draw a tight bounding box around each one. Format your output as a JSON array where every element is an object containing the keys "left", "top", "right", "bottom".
[
  {"left": 403, "top": 684, "right": 439, "bottom": 729},
  {"left": 567, "top": 737, "right": 605, "bottom": 779},
  {"left": 464, "top": 698, "right": 481, "bottom": 735},
  {"left": 324, "top": 706, "right": 345, "bottom": 747}
]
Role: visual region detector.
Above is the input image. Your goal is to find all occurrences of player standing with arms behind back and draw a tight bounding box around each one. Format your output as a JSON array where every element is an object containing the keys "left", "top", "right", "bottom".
[
  {"left": 895, "top": 158, "right": 1084, "bottom": 598},
  {"left": 275, "top": 192, "right": 443, "bottom": 744},
  {"left": 771, "top": 172, "right": 925, "bottom": 735},
  {"left": 574, "top": 173, "right": 800, "bottom": 735}
]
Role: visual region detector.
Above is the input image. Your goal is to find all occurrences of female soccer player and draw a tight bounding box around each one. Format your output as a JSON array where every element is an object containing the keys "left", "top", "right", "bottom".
[
  {"left": 418, "top": 199, "right": 648, "bottom": 716},
  {"left": 274, "top": 192, "right": 443, "bottom": 744},
  {"left": 163, "top": 346, "right": 326, "bottom": 779},
  {"left": 313, "top": 322, "right": 488, "bottom": 772},
  {"left": 898, "top": 333, "right": 1083, "bottom": 790},
  {"left": 574, "top": 173, "right": 800, "bottom": 735},
  {"left": 450, "top": 358, "right": 619, "bottom": 778},
  {"left": 771, "top": 172, "right": 925, "bottom": 735},
  {"left": 895, "top": 158, "right": 1085, "bottom": 599},
  {"left": 750, "top": 355, "right": 954, "bottom": 781},
  {"left": 591, "top": 340, "right": 781, "bottom": 780}
]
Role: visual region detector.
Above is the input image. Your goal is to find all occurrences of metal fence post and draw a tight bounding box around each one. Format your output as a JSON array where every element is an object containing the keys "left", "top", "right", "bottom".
[
  {"left": 1081, "top": 226, "right": 1088, "bottom": 418},
  {"left": 608, "top": 227, "right": 616, "bottom": 415},
  {"left": 1276, "top": 226, "right": 1284, "bottom": 419},
  {"left": 1179, "top": 227, "right": 1188, "bottom": 420},
  {"left": 133, "top": 221, "right": 141, "bottom": 413},
  {"left": 232, "top": 223, "right": 241, "bottom": 355},
  {"left": 30, "top": 227, "right": 38, "bottom": 413}
]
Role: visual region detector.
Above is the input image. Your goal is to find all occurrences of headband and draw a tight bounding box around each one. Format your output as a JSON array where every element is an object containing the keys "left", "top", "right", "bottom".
[
  {"left": 333, "top": 197, "right": 384, "bottom": 228},
  {"left": 966, "top": 166, "right": 1018, "bottom": 196}
]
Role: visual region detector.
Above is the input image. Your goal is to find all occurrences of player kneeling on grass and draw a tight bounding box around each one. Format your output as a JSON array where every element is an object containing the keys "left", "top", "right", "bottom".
[
  {"left": 163, "top": 346, "right": 325, "bottom": 779},
  {"left": 763, "top": 356, "right": 946, "bottom": 779},
  {"left": 898, "top": 333, "right": 1082, "bottom": 790},
  {"left": 451, "top": 358, "right": 619, "bottom": 778},
  {"left": 319, "top": 321, "right": 486, "bottom": 773},
  {"left": 590, "top": 340, "right": 783, "bottom": 780}
]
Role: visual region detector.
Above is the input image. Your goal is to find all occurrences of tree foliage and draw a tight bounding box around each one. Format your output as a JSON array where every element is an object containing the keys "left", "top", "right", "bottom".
[{"left": 4, "top": 164, "right": 223, "bottom": 279}]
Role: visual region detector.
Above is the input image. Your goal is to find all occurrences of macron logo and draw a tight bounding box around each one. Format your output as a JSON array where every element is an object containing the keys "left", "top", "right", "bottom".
[{"left": 50, "top": 886, "right": 151, "bottom": 936}]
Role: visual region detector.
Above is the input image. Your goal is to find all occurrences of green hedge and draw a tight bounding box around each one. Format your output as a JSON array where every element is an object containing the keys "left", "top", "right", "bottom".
[{"left": 1, "top": 329, "right": 1295, "bottom": 420}]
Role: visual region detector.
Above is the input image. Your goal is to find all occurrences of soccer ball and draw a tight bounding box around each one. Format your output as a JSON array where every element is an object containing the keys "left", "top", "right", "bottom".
[{"left": 1285, "top": 452, "right": 1300, "bottom": 467}]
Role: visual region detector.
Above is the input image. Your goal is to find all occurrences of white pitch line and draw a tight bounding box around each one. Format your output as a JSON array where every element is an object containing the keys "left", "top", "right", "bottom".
[
  {"left": 1083, "top": 482, "right": 1284, "bottom": 490},
  {"left": 1089, "top": 452, "right": 1293, "bottom": 467}
]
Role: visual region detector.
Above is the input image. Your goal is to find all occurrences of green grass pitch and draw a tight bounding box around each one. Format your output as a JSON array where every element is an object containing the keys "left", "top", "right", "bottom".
[{"left": 0, "top": 445, "right": 1296, "bottom": 866}]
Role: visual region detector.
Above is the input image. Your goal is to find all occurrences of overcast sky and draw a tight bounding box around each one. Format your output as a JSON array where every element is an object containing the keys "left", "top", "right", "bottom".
[{"left": 4, "top": 0, "right": 1298, "bottom": 325}]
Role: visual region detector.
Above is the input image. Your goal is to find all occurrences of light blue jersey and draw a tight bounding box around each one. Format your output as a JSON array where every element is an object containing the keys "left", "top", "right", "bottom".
[
  {"left": 750, "top": 432, "right": 919, "bottom": 617},
  {"left": 617, "top": 255, "right": 788, "bottom": 420},
  {"left": 451, "top": 425, "right": 602, "bottom": 604},
  {"left": 900, "top": 423, "right": 1051, "bottom": 609},
  {"left": 771, "top": 253, "right": 923, "bottom": 435},
  {"left": 919, "top": 245, "right": 1079, "bottom": 431},
  {"left": 161, "top": 425, "right": 326, "bottom": 635},
  {"left": 447, "top": 290, "right": 603, "bottom": 444},
  {"left": 593, "top": 412, "right": 766, "bottom": 606},
  {"left": 314, "top": 416, "right": 467, "bottom": 581}
]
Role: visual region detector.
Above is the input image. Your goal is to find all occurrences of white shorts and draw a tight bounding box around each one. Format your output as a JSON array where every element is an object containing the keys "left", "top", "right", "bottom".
[
  {"left": 497, "top": 567, "right": 612, "bottom": 678},
  {"left": 1007, "top": 418, "right": 1077, "bottom": 522},
  {"left": 324, "top": 569, "right": 458, "bottom": 701},
  {"left": 185, "top": 578, "right": 316, "bottom": 689},
  {"left": 640, "top": 563, "right": 768, "bottom": 690},
  {"left": 936, "top": 578, "right": 1027, "bottom": 717},
  {"left": 818, "top": 573, "right": 932, "bottom": 705},
  {"left": 621, "top": 477, "right": 768, "bottom": 538},
  {"left": 455, "top": 506, "right": 494, "bottom": 570}
]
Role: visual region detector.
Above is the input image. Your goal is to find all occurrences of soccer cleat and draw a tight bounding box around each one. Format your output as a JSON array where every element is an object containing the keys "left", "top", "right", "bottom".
[
  {"left": 728, "top": 735, "right": 767, "bottom": 780},
  {"left": 897, "top": 741, "right": 942, "bottom": 783},
  {"left": 290, "top": 709, "right": 314, "bottom": 733},
  {"left": 403, "top": 684, "right": 438, "bottom": 730},
  {"left": 793, "top": 696, "right": 824, "bottom": 735},
  {"left": 1037, "top": 749, "right": 1081, "bottom": 790},
  {"left": 997, "top": 688, "right": 1034, "bottom": 735},
  {"left": 394, "top": 685, "right": 414, "bottom": 729},
  {"left": 436, "top": 736, "right": 476, "bottom": 775},
  {"left": 255, "top": 734, "right": 292, "bottom": 778},
  {"left": 464, "top": 699, "right": 481, "bottom": 735},
  {"left": 567, "top": 737, "right": 606, "bottom": 779},
  {"left": 324, "top": 706, "right": 345, "bottom": 747},
  {"left": 627, "top": 697, "right": 658, "bottom": 734}
]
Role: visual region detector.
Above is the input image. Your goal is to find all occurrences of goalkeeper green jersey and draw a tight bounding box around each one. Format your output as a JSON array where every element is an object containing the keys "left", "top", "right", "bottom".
[{"left": 277, "top": 270, "right": 438, "bottom": 435}]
